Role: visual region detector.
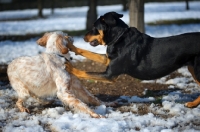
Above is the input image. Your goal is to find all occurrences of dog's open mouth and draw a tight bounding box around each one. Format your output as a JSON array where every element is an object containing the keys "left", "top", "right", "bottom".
[{"left": 90, "top": 40, "right": 99, "bottom": 47}]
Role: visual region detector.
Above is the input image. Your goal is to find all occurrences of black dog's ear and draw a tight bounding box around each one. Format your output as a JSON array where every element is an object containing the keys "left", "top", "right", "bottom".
[
  {"left": 102, "top": 12, "right": 123, "bottom": 27},
  {"left": 111, "top": 12, "right": 123, "bottom": 18},
  {"left": 103, "top": 14, "right": 116, "bottom": 26},
  {"left": 100, "top": 16, "right": 105, "bottom": 23}
]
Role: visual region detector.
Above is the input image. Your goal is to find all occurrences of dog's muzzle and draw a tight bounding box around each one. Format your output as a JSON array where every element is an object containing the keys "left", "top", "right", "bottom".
[{"left": 89, "top": 40, "right": 99, "bottom": 47}]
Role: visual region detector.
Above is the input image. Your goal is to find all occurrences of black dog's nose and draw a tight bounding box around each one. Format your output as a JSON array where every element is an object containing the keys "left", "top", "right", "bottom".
[{"left": 70, "top": 57, "right": 73, "bottom": 60}]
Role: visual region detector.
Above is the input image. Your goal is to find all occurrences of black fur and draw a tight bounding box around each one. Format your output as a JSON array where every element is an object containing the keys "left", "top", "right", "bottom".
[{"left": 85, "top": 12, "right": 200, "bottom": 81}]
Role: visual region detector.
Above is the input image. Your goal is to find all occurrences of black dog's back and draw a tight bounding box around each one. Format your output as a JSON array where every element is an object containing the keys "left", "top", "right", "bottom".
[{"left": 126, "top": 31, "right": 200, "bottom": 80}]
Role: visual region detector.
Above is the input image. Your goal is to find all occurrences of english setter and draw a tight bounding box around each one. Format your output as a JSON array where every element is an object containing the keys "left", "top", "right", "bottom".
[{"left": 7, "top": 31, "right": 114, "bottom": 118}]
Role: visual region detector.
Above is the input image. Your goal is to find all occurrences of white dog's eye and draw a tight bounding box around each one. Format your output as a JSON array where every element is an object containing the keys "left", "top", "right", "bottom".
[{"left": 68, "top": 36, "right": 74, "bottom": 43}]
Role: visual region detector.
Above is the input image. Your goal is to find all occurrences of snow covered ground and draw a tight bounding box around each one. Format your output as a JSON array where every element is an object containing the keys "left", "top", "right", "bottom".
[{"left": 1, "top": 1, "right": 200, "bottom": 132}]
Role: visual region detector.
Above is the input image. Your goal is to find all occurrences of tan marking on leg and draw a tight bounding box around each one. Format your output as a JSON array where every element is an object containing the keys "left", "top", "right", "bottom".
[
  {"left": 185, "top": 96, "right": 200, "bottom": 108},
  {"left": 65, "top": 61, "right": 113, "bottom": 83},
  {"left": 67, "top": 42, "right": 110, "bottom": 66},
  {"left": 16, "top": 98, "right": 30, "bottom": 113},
  {"left": 185, "top": 66, "right": 200, "bottom": 107}
]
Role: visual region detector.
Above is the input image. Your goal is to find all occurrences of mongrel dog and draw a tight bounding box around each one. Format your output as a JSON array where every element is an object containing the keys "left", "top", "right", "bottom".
[
  {"left": 7, "top": 31, "right": 115, "bottom": 118},
  {"left": 65, "top": 12, "right": 200, "bottom": 108}
]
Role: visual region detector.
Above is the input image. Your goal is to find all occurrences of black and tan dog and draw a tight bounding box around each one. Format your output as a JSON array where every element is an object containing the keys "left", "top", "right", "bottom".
[{"left": 66, "top": 12, "right": 200, "bottom": 108}]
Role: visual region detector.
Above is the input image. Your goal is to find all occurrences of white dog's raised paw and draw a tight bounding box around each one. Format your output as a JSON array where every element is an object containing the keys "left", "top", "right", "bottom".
[
  {"left": 19, "top": 107, "right": 30, "bottom": 113},
  {"left": 90, "top": 113, "right": 105, "bottom": 118},
  {"left": 104, "top": 101, "right": 118, "bottom": 107}
]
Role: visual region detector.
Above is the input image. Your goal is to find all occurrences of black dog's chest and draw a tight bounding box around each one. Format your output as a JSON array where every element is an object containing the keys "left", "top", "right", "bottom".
[{"left": 107, "top": 46, "right": 119, "bottom": 59}]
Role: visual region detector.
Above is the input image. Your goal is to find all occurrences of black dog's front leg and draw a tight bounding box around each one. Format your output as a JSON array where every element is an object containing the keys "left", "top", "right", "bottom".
[
  {"left": 65, "top": 61, "right": 115, "bottom": 83},
  {"left": 85, "top": 71, "right": 117, "bottom": 82}
]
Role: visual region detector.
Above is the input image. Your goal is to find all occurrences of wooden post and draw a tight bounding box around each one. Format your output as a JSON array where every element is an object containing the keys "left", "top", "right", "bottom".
[
  {"left": 86, "top": 0, "right": 97, "bottom": 31},
  {"left": 37, "top": 0, "right": 43, "bottom": 18},
  {"left": 129, "top": 0, "right": 144, "bottom": 33},
  {"left": 186, "top": 0, "right": 189, "bottom": 10}
]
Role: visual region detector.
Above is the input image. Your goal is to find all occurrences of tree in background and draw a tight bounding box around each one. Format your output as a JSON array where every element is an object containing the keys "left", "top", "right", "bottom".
[
  {"left": 186, "top": 0, "right": 189, "bottom": 10},
  {"left": 86, "top": 0, "right": 97, "bottom": 31},
  {"left": 129, "top": 0, "right": 144, "bottom": 33},
  {"left": 37, "top": 0, "right": 43, "bottom": 18},
  {"left": 121, "top": 0, "right": 128, "bottom": 11},
  {"left": 51, "top": 0, "right": 55, "bottom": 14}
]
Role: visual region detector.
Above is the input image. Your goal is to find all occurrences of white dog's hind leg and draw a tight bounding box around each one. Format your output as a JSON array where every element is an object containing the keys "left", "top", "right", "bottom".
[
  {"left": 16, "top": 98, "right": 30, "bottom": 113},
  {"left": 9, "top": 77, "right": 31, "bottom": 113},
  {"left": 57, "top": 92, "right": 104, "bottom": 118},
  {"left": 70, "top": 76, "right": 101, "bottom": 106},
  {"left": 70, "top": 76, "right": 117, "bottom": 107},
  {"left": 56, "top": 78, "right": 104, "bottom": 118}
]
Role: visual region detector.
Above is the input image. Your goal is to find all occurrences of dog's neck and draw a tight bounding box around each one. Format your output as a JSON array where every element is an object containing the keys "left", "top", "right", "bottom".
[
  {"left": 50, "top": 53, "right": 71, "bottom": 63},
  {"left": 56, "top": 54, "right": 67, "bottom": 59},
  {"left": 106, "top": 27, "right": 129, "bottom": 46}
]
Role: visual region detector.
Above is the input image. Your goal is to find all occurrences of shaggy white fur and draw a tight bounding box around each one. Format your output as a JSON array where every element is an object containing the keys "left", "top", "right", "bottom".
[{"left": 7, "top": 31, "right": 113, "bottom": 118}]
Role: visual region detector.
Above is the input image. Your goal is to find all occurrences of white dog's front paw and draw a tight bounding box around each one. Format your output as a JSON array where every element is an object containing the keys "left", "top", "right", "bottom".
[
  {"left": 90, "top": 112, "right": 105, "bottom": 118},
  {"left": 104, "top": 101, "right": 118, "bottom": 107}
]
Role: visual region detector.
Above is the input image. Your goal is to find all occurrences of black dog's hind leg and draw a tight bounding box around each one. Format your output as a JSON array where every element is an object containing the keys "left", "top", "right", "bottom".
[{"left": 185, "top": 55, "right": 200, "bottom": 108}]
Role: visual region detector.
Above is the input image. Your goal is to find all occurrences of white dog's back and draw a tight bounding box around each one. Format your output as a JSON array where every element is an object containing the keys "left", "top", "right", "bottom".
[{"left": 7, "top": 53, "right": 70, "bottom": 97}]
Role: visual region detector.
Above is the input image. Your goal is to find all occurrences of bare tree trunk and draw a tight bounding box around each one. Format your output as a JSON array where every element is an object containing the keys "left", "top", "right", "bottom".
[
  {"left": 121, "top": 0, "right": 128, "bottom": 11},
  {"left": 129, "top": 0, "right": 144, "bottom": 33},
  {"left": 86, "top": 0, "right": 97, "bottom": 31},
  {"left": 186, "top": 0, "right": 189, "bottom": 10},
  {"left": 51, "top": 0, "right": 55, "bottom": 14},
  {"left": 38, "top": 0, "right": 43, "bottom": 18}
]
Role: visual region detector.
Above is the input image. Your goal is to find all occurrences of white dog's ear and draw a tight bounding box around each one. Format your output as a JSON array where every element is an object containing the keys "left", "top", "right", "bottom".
[
  {"left": 65, "top": 36, "right": 74, "bottom": 44},
  {"left": 56, "top": 35, "right": 69, "bottom": 54},
  {"left": 67, "top": 36, "right": 74, "bottom": 43},
  {"left": 37, "top": 33, "right": 50, "bottom": 47}
]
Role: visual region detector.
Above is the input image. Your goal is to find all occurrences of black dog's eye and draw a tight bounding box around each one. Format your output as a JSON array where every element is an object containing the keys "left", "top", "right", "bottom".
[
  {"left": 92, "top": 27, "right": 100, "bottom": 35},
  {"left": 92, "top": 27, "right": 96, "bottom": 30}
]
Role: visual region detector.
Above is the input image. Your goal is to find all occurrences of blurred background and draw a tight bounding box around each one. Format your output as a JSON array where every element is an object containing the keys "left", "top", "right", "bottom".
[
  {"left": 0, "top": 0, "right": 200, "bottom": 81},
  {"left": 0, "top": 0, "right": 197, "bottom": 36},
  {"left": 1, "top": 1, "right": 200, "bottom": 131}
]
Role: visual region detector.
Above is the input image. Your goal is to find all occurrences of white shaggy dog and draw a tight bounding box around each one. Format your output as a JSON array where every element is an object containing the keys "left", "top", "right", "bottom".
[{"left": 7, "top": 31, "right": 114, "bottom": 118}]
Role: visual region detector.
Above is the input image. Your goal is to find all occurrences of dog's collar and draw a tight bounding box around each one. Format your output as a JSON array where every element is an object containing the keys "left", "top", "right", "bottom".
[
  {"left": 107, "top": 28, "right": 129, "bottom": 46},
  {"left": 54, "top": 53, "right": 69, "bottom": 61}
]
